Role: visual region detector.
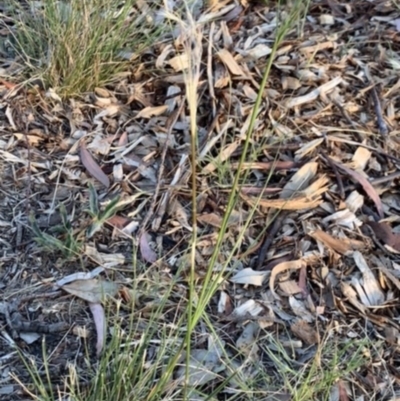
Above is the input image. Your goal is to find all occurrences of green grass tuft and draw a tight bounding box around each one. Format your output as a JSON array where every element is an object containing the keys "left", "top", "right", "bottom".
[{"left": 3, "top": 0, "right": 164, "bottom": 96}]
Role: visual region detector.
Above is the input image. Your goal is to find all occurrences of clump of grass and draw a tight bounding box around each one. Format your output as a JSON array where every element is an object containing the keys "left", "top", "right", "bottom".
[
  {"left": 262, "top": 331, "right": 368, "bottom": 400},
  {"left": 29, "top": 203, "right": 83, "bottom": 260},
  {"left": 14, "top": 259, "right": 192, "bottom": 401},
  {"left": 4, "top": 0, "right": 164, "bottom": 96}
]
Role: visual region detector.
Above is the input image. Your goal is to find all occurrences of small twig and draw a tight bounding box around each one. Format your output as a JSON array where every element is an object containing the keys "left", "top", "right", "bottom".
[
  {"left": 23, "top": 121, "right": 32, "bottom": 216},
  {"left": 327, "top": 136, "right": 400, "bottom": 164},
  {"left": 19, "top": 290, "right": 63, "bottom": 303},
  {"left": 139, "top": 100, "right": 185, "bottom": 237},
  {"left": 256, "top": 211, "right": 287, "bottom": 270},
  {"left": 370, "top": 85, "right": 389, "bottom": 138}
]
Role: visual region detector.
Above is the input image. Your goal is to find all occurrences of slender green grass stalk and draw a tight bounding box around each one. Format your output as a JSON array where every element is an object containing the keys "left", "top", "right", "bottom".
[
  {"left": 193, "top": 0, "right": 311, "bottom": 330},
  {"left": 182, "top": 8, "right": 204, "bottom": 400}
]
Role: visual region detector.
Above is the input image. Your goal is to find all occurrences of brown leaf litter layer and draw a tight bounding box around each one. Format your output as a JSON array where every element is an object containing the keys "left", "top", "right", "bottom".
[{"left": 1, "top": 0, "right": 400, "bottom": 399}]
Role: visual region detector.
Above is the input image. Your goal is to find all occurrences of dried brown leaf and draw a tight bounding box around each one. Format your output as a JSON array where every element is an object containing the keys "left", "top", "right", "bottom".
[
  {"left": 168, "top": 54, "right": 190, "bottom": 72},
  {"left": 309, "top": 230, "right": 352, "bottom": 255},
  {"left": 232, "top": 300, "right": 264, "bottom": 318},
  {"left": 332, "top": 161, "right": 384, "bottom": 218},
  {"left": 366, "top": 221, "right": 400, "bottom": 250},
  {"left": 217, "top": 49, "right": 244, "bottom": 76},
  {"left": 106, "top": 215, "right": 131, "bottom": 229},
  {"left": 197, "top": 213, "right": 223, "bottom": 228},
  {"left": 278, "top": 280, "right": 302, "bottom": 296},
  {"left": 270, "top": 259, "right": 306, "bottom": 299},
  {"left": 337, "top": 380, "right": 350, "bottom": 401},
  {"left": 203, "top": 139, "right": 240, "bottom": 173},
  {"left": 136, "top": 105, "right": 168, "bottom": 118},
  {"left": 289, "top": 296, "right": 315, "bottom": 322},
  {"left": 290, "top": 320, "right": 319, "bottom": 345},
  {"left": 80, "top": 142, "right": 110, "bottom": 188},
  {"left": 231, "top": 161, "right": 298, "bottom": 171},
  {"left": 351, "top": 147, "right": 371, "bottom": 171},
  {"left": 295, "top": 138, "right": 324, "bottom": 160}
]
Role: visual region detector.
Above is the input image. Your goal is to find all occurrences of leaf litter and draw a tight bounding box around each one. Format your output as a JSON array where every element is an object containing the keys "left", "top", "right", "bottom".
[{"left": 1, "top": 0, "right": 400, "bottom": 400}]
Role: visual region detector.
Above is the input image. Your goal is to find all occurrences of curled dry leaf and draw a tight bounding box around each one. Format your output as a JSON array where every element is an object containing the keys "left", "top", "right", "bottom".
[
  {"left": 80, "top": 142, "right": 110, "bottom": 188},
  {"left": 56, "top": 267, "right": 105, "bottom": 287},
  {"left": 270, "top": 259, "right": 306, "bottom": 299}
]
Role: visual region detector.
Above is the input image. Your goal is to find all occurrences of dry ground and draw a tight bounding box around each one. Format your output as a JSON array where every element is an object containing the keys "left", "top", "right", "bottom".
[{"left": 1, "top": 0, "right": 400, "bottom": 400}]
